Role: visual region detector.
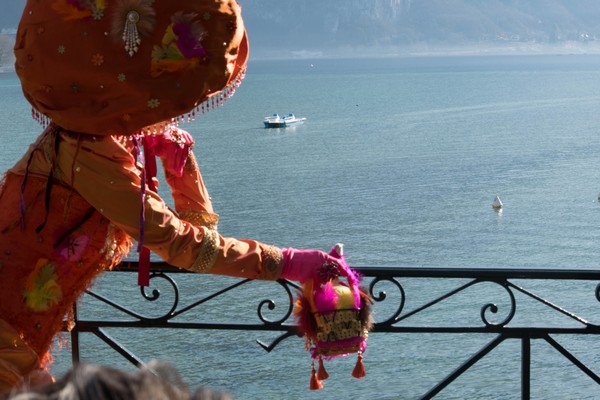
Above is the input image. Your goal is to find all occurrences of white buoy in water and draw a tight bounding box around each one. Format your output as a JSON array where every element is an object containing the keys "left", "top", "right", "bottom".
[
  {"left": 334, "top": 243, "right": 344, "bottom": 256},
  {"left": 492, "top": 194, "right": 503, "bottom": 210}
]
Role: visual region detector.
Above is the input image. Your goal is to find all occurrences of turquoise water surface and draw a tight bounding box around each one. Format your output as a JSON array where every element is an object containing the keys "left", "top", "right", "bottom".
[{"left": 1, "top": 55, "right": 600, "bottom": 399}]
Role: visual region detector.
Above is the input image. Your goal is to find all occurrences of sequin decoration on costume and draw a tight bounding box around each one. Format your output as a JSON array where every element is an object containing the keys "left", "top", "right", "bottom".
[
  {"left": 23, "top": 259, "right": 62, "bottom": 312},
  {"left": 151, "top": 12, "right": 208, "bottom": 77},
  {"left": 51, "top": 0, "right": 106, "bottom": 21},
  {"left": 178, "top": 210, "right": 218, "bottom": 230},
  {"left": 191, "top": 226, "right": 219, "bottom": 273},
  {"left": 259, "top": 244, "right": 283, "bottom": 280},
  {"left": 111, "top": 0, "right": 157, "bottom": 57}
]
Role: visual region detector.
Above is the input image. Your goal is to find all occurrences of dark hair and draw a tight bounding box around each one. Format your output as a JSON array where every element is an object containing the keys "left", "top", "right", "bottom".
[{"left": 5, "top": 361, "right": 231, "bottom": 400}]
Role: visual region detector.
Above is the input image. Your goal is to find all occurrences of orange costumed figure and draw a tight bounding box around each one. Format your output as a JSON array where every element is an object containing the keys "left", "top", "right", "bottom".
[{"left": 0, "top": 0, "right": 346, "bottom": 393}]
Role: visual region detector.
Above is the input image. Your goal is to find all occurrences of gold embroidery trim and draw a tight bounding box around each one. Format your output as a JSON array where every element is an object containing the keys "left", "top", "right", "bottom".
[
  {"left": 259, "top": 244, "right": 283, "bottom": 280},
  {"left": 184, "top": 152, "right": 199, "bottom": 173},
  {"left": 191, "top": 226, "right": 220, "bottom": 273},
  {"left": 179, "top": 209, "right": 219, "bottom": 230}
]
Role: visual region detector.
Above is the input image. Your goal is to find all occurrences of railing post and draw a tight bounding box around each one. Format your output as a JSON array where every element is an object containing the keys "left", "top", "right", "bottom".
[
  {"left": 522, "top": 336, "right": 530, "bottom": 400},
  {"left": 70, "top": 303, "right": 80, "bottom": 364}
]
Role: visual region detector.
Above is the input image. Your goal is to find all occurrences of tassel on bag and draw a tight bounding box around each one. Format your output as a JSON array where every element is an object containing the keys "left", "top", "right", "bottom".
[
  {"left": 317, "top": 356, "right": 329, "bottom": 380},
  {"left": 310, "top": 361, "right": 324, "bottom": 390},
  {"left": 352, "top": 352, "right": 366, "bottom": 379}
]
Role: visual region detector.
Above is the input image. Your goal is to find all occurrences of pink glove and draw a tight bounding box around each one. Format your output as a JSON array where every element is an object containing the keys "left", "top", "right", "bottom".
[
  {"left": 280, "top": 247, "right": 345, "bottom": 283},
  {"left": 144, "top": 127, "right": 194, "bottom": 177}
]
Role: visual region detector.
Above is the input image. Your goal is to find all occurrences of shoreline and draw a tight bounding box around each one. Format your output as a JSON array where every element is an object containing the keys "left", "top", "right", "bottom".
[{"left": 249, "top": 40, "right": 600, "bottom": 61}]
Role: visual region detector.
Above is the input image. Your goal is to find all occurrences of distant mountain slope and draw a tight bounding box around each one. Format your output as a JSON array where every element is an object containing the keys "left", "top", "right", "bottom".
[
  {"left": 241, "top": 0, "right": 600, "bottom": 57},
  {"left": 3, "top": 0, "right": 600, "bottom": 58}
]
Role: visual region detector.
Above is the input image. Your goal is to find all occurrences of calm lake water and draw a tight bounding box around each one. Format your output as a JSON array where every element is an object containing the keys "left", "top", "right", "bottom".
[{"left": 1, "top": 54, "right": 600, "bottom": 399}]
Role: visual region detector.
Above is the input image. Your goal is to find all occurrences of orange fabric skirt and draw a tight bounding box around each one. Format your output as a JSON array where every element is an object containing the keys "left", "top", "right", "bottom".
[
  {"left": 0, "top": 318, "right": 52, "bottom": 394},
  {"left": 0, "top": 172, "right": 131, "bottom": 391}
]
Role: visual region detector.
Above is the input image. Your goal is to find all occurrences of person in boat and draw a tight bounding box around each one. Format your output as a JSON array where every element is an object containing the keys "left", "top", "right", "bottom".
[{"left": 0, "top": 0, "right": 342, "bottom": 393}]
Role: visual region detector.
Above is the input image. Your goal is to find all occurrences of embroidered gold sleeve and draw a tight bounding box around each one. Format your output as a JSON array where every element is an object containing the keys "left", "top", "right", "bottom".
[
  {"left": 178, "top": 209, "right": 219, "bottom": 230},
  {"left": 190, "top": 226, "right": 220, "bottom": 273}
]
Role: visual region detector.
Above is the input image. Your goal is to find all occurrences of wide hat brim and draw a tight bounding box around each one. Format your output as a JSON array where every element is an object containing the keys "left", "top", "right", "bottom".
[{"left": 15, "top": 0, "right": 248, "bottom": 136}]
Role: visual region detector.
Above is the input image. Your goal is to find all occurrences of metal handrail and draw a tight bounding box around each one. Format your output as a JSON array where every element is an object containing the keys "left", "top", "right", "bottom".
[{"left": 67, "top": 262, "right": 600, "bottom": 400}]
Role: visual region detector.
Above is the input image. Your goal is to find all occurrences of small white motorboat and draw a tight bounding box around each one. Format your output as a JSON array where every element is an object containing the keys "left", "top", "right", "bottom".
[
  {"left": 492, "top": 194, "right": 503, "bottom": 210},
  {"left": 264, "top": 113, "right": 306, "bottom": 128}
]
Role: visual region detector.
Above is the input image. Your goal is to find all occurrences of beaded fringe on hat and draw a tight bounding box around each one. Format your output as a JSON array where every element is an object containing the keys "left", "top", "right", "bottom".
[{"left": 28, "top": 66, "right": 246, "bottom": 137}]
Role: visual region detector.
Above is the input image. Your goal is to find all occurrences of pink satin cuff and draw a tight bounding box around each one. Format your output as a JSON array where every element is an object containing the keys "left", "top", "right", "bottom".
[{"left": 280, "top": 248, "right": 341, "bottom": 283}]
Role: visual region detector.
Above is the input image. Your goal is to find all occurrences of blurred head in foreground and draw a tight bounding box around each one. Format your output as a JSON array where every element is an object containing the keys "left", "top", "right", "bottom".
[{"left": 3, "top": 360, "right": 232, "bottom": 400}]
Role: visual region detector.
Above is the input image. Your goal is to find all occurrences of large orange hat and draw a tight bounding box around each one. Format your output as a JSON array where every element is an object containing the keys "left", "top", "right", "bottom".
[{"left": 14, "top": 0, "right": 248, "bottom": 136}]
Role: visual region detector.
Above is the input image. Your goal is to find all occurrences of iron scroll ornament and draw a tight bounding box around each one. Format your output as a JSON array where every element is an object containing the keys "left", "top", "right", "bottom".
[
  {"left": 367, "top": 276, "right": 406, "bottom": 327},
  {"left": 90, "top": 273, "right": 297, "bottom": 325},
  {"left": 257, "top": 279, "right": 297, "bottom": 325},
  {"left": 84, "top": 270, "right": 181, "bottom": 322},
  {"left": 478, "top": 279, "right": 517, "bottom": 327},
  {"left": 139, "top": 271, "right": 180, "bottom": 321},
  {"left": 367, "top": 277, "right": 517, "bottom": 329}
]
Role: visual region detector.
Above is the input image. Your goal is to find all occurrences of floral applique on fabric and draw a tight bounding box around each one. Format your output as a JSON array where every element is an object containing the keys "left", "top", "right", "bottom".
[
  {"left": 151, "top": 12, "right": 208, "bottom": 77},
  {"left": 147, "top": 98, "right": 160, "bottom": 109},
  {"left": 51, "top": 0, "right": 107, "bottom": 21},
  {"left": 23, "top": 259, "right": 63, "bottom": 312},
  {"left": 57, "top": 235, "right": 90, "bottom": 262},
  {"left": 91, "top": 53, "right": 104, "bottom": 66}
]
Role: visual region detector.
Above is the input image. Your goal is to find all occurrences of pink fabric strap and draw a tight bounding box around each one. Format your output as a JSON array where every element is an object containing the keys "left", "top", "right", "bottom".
[{"left": 137, "top": 135, "right": 159, "bottom": 287}]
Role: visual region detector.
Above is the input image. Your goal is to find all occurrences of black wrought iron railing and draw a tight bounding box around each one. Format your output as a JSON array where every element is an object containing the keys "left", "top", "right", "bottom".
[{"left": 66, "top": 262, "right": 600, "bottom": 400}]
